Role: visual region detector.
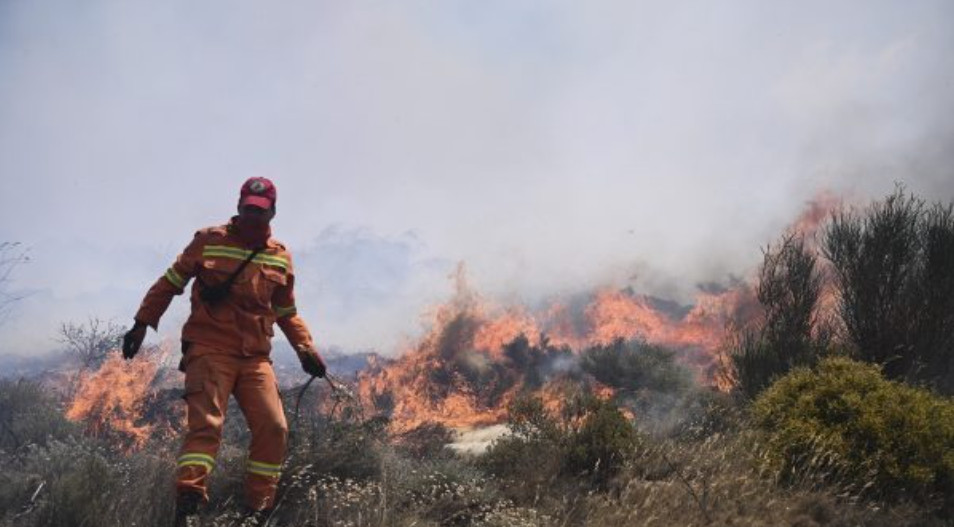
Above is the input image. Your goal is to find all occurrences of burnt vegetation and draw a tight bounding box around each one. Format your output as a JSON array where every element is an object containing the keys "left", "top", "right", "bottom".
[{"left": 2, "top": 188, "right": 954, "bottom": 526}]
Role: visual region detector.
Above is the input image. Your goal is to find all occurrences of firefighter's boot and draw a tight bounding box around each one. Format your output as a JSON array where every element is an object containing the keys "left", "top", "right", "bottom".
[{"left": 174, "top": 491, "right": 202, "bottom": 527}]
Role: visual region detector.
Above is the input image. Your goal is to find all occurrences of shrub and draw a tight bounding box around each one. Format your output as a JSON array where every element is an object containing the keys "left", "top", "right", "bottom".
[
  {"left": 58, "top": 318, "right": 125, "bottom": 370},
  {"left": 480, "top": 396, "right": 565, "bottom": 503},
  {"left": 669, "top": 389, "right": 743, "bottom": 440},
  {"left": 379, "top": 455, "right": 508, "bottom": 526},
  {"left": 0, "top": 379, "right": 75, "bottom": 452},
  {"left": 587, "top": 432, "right": 943, "bottom": 527},
  {"left": 271, "top": 455, "right": 534, "bottom": 527},
  {"left": 482, "top": 393, "right": 640, "bottom": 497},
  {"left": 0, "top": 438, "right": 113, "bottom": 527},
  {"left": 752, "top": 357, "right": 954, "bottom": 513},
  {"left": 292, "top": 412, "right": 389, "bottom": 482},
  {"left": 563, "top": 396, "right": 641, "bottom": 487},
  {"left": 581, "top": 339, "right": 692, "bottom": 397},
  {"left": 732, "top": 234, "right": 829, "bottom": 399},
  {"left": 580, "top": 339, "right": 698, "bottom": 434},
  {"left": 823, "top": 187, "right": 954, "bottom": 391},
  {"left": 395, "top": 422, "right": 455, "bottom": 460}
]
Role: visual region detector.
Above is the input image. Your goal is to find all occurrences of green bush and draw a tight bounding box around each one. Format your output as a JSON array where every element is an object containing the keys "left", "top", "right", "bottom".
[
  {"left": 752, "top": 357, "right": 954, "bottom": 513},
  {"left": 480, "top": 396, "right": 565, "bottom": 503},
  {"left": 482, "top": 393, "right": 640, "bottom": 497},
  {"left": 563, "top": 397, "right": 641, "bottom": 487}
]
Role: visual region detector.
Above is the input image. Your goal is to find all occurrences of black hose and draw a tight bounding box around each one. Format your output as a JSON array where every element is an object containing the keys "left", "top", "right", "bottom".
[
  {"left": 292, "top": 375, "right": 317, "bottom": 427},
  {"left": 269, "top": 374, "right": 343, "bottom": 524}
]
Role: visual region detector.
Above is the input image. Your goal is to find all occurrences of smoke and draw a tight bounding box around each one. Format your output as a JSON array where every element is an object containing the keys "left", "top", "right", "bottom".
[
  {"left": 294, "top": 226, "right": 454, "bottom": 353},
  {"left": 0, "top": 1, "right": 952, "bottom": 356}
]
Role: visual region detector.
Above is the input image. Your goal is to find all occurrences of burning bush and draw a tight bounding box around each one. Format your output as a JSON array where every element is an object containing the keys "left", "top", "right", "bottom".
[
  {"left": 581, "top": 339, "right": 691, "bottom": 394},
  {"left": 359, "top": 305, "right": 582, "bottom": 432},
  {"left": 358, "top": 265, "right": 751, "bottom": 434},
  {"left": 580, "top": 338, "right": 694, "bottom": 429},
  {"left": 65, "top": 351, "right": 167, "bottom": 451},
  {"left": 752, "top": 357, "right": 954, "bottom": 514}
]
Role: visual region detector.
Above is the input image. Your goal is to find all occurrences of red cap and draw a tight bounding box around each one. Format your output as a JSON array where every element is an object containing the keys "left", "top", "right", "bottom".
[{"left": 239, "top": 177, "right": 277, "bottom": 209}]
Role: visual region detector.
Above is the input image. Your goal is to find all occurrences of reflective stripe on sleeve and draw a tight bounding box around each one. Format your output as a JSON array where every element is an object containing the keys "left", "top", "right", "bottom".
[
  {"left": 247, "top": 459, "right": 282, "bottom": 478},
  {"left": 164, "top": 268, "right": 186, "bottom": 289},
  {"left": 177, "top": 452, "right": 215, "bottom": 472},
  {"left": 273, "top": 304, "right": 297, "bottom": 317}
]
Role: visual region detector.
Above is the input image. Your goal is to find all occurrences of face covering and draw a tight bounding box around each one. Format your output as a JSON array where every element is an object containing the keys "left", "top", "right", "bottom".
[{"left": 230, "top": 215, "right": 272, "bottom": 248}]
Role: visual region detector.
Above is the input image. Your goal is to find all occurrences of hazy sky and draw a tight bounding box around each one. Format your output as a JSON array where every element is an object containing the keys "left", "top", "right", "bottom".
[{"left": 1, "top": 1, "right": 952, "bottom": 357}]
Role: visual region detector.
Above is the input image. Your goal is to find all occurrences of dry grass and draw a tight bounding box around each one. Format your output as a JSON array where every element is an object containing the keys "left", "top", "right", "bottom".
[
  {"left": 584, "top": 433, "right": 944, "bottom": 527},
  {"left": 0, "top": 377, "right": 949, "bottom": 527}
]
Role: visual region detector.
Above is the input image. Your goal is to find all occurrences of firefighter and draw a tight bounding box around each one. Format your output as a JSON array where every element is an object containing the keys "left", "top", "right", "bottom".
[{"left": 122, "top": 177, "right": 326, "bottom": 525}]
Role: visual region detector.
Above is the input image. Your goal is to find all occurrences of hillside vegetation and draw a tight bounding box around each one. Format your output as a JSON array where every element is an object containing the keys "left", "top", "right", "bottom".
[{"left": 1, "top": 188, "right": 952, "bottom": 526}]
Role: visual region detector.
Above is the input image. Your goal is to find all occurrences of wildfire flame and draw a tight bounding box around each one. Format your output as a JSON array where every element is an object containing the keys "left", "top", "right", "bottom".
[
  {"left": 66, "top": 345, "right": 175, "bottom": 450},
  {"left": 358, "top": 195, "right": 842, "bottom": 432},
  {"left": 358, "top": 265, "right": 753, "bottom": 433},
  {"left": 789, "top": 191, "right": 842, "bottom": 243},
  {"left": 60, "top": 194, "right": 843, "bottom": 443}
]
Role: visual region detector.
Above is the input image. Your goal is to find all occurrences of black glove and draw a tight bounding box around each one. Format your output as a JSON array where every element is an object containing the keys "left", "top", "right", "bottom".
[
  {"left": 122, "top": 320, "right": 147, "bottom": 360},
  {"left": 299, "top": 349, "right": 326, "bottom": 378}
]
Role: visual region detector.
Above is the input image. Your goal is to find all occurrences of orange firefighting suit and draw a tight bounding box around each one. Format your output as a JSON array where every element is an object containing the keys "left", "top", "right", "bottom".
[{"left": 134, "top": 221, "right": 319, "bottom": 510}]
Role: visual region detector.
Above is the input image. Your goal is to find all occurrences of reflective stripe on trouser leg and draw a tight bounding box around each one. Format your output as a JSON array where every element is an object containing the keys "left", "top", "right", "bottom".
[
  {"left": 176, "top": 352, "right": 239, "bottom": 502},
  {"left": 234, "top": 359, "right": 288, "bottom": 511},
  {"left": 178, "top": 452, "right": 215, "bottom": 472},
  {"left": 247, "top": 459, "right": 282, "bottom": 478}
]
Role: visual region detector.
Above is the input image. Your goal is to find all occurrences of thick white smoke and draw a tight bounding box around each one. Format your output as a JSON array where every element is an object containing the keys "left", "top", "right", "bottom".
[{"left": 0, "top": 1, "right": 952, "bottom": 356}]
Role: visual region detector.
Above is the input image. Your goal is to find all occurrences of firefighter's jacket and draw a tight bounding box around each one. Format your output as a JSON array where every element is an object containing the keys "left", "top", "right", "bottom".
[{"left": 135, "top": 223, "right": 314, "bottom": 358}]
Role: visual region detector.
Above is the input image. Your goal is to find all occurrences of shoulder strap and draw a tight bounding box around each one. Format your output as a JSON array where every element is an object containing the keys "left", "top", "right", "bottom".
[{"left": 221, "top": 247, "right": 263, "bottom": 289}]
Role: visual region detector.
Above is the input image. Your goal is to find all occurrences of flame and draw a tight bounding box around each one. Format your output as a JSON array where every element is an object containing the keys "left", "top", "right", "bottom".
[
  {"left": 357, "top": 272, "right": 522, "bottom": 432},
  {"left": 359, "top": 270, "right": 750, "bottom": 432},
  {"left": 789, "top": 192, "right": 841, "bottom": 239},
  {"left": 473, "top": 308, "right": 541, "bottom": 359},
  {"left": 59, "top": 195, "right": 842, "bottom": 442},
  {"left": 66, "top": 346, "right": 173, "bottom": 450},
  {"left": 357, "top": 195, "right": 844, "bottom": 432},
  {"left": 585, "top": 290, "right": 674, "bottom": 346}
]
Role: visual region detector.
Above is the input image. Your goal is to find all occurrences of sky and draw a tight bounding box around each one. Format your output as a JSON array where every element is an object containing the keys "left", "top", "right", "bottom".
[{"left": 1, "top": 1, "right": 952, "bottom": 357}]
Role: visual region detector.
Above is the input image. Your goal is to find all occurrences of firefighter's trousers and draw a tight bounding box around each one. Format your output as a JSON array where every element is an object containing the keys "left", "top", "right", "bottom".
[{"left": 176, "top": 344, "right": 288, "bottom": 511}]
